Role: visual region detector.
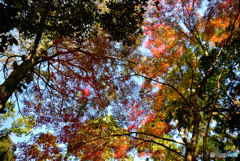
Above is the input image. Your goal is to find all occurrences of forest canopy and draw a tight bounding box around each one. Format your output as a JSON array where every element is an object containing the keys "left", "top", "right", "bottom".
[{"left": 0, "top": 0, "right": 239, "bottom": 160}]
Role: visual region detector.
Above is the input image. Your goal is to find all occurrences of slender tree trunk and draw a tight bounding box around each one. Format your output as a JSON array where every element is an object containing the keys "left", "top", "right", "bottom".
[
  {"left": 185, "top": 95, "right": 200, "bottom": 161},
  {"left": 185, "top": 144, "right": 193, "bottom": 161},
  {"left": 203, "top": 135, "right": 207, "bottom": 161}
]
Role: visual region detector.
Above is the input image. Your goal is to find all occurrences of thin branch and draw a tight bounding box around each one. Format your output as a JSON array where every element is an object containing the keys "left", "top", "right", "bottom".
[
  {"left": 68, "top": 133, "right": 130, "bottom": 151},
  {"left": 219, "top": 95, "right": 229, "bottom": 107},
  {"left": 14, "top": 92, "right": 25, "bottom": 119},
  {"left": 218, "top": 102, "right": 231, "bottom": 120},
  {"left": 204, "top": 42, "right": 233, "bottom": 139},
  {"left": 34, "top": 71, "right": 78, "bottom": 103},
  {"left": 130, "top": 135, "right": 184, "bottom": 157},
  {"left": 96, "top": 139, "right": 110, "bottom": 160},
  {"left": 203, "top": 6, "right": 240, "bottom": 136},
  {"left": 129, "top": 131, "right": 185, "bottom": 145},
  {"left": 134, "top": 73, "right": 193, "bottom": 111}
]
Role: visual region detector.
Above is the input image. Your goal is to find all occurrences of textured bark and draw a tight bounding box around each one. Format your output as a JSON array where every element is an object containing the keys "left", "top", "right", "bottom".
[
  {"left": 185, "top": 144, "right": 193, "bottom": 161},
  {"left": 203, "top": 135, "right": 207, "bottom": 161},
  {"left": 185, "top": 95, "right": 200, "bottom": 161},
  {"left": 0, "top": 31, "right": 42, "bottom": 113}
]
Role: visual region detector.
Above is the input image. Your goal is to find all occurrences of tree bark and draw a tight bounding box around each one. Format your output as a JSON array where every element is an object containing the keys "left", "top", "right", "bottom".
[
  {"left": 203, "top": 134, "right": 207, "bottom": 161},
  {"left": 0, "top": 31, "right": 42, "bottom": 113},
  {"left": 185, "top": 95, "right": 200, "bottom": 161}
]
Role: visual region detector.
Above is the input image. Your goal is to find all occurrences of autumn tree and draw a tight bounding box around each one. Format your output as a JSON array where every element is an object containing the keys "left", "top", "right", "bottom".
[
  {"left": 0, "top": 0, "right": 148, "bottom": 160},
  {"left": 2, "top": 0, "right": 240, "bottom": 160},
  {"left": 67, "top": 0, "right": 238, "bottom": 160},
  {"left": 0, "top": 0, "right": 147, "bottom": 113},
  {"left": 119, "top": 0, "right": 240, "bottom": 161}
]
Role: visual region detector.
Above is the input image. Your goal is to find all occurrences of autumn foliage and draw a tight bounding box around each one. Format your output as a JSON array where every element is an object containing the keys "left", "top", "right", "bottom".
[
  {"left": 133, "top": 0, "right": 240, "bottom": 160},
  {"left": 12, "top": 0, "right": 240, "bottom": 160}
]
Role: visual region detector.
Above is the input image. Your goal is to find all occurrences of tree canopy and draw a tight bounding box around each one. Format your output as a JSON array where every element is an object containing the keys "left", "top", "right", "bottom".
[
  {"left": 0, "top": 0, "right": 147, "bottom": 113},
  {"left": 0, "top": 0, "right": 240, "bottom": 160}
]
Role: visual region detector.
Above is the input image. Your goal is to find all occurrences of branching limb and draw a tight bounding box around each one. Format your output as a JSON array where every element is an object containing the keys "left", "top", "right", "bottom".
[
  {"left": 129, "top": 131, "right": 185, "bottom": 145},
  {"left": 129, "top": 135, "right": 184, "bottom": 157},
  {"left": 134, "top": 73, "right": 193, "bottom": 112}
]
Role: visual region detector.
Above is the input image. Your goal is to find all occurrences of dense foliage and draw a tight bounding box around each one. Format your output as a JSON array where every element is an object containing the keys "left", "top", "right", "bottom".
[
  {"left": 0, "top": 0, "right": 239, "bottom": 160},
  {"left": 0, "top": 135, "right": 16, "bottom": 161},
  {"left": 0, "top": 0, "right": 147, "bottom": 113}
]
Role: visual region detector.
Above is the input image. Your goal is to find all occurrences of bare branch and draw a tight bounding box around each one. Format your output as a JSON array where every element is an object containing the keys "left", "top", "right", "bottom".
[{"left": 129, "top": 131, "right": 185, "bottom": 145}]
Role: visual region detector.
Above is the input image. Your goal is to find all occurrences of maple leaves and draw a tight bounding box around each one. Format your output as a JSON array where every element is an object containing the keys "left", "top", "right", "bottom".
[
  {"left": 23, "top": 33, "right": 122, "bottom": 123},
  {"left": 134, "top": 0, "right": 240, "bottom": 160},
  {"left": 60, "top": 115, "right": 133, "bottom": 160},
  {"left": 18, "top": 132, "right": 62, "bottom": 160},
  {"left": 83, "top": 88, "right": 90, "bottom": 97},
  {"left": 203, "top": 0, "right": 240, "bottom": 45},
  {"left": 2, "top": 0, "right": 239, "bottom": 160},
  {"left": 15, "top": 29, "right": 144, "bottom": 159},
  {"left": 0, "top": 0, "right": 148, "bottom": 114}
]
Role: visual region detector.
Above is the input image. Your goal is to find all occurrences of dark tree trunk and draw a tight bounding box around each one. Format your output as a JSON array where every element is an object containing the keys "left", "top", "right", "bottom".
[{"left": 0, "top": 31, "right": 42, "bottom": 113}]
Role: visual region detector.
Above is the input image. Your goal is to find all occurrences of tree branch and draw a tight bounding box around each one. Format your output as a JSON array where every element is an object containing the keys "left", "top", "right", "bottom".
[
  {"left": 129, "top": 135, "right": 184, "bottom": 157},
  {"left": 129, "top": 131, "right": 185, "bottom": 145}
]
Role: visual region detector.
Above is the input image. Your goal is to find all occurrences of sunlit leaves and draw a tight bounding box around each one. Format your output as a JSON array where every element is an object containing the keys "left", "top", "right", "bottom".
[
  {"left": 16, "top": 26, "right": 145, "bottom": 159},
  {"left": 132, "top": 0, "right": 240, "bottom": 160},
  {"left": 0, "top": 101, "right": 34, "bottom": 137},
  {"left": 18, "top": 132, "right": 63, "bottom": 160},
  {"left": 3, "top": 0, "right": 239, "bottom": 160}
]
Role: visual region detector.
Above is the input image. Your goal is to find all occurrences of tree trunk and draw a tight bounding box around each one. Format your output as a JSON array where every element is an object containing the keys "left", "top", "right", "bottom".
[
  {"left": 0, "top": 31, "right": 42, "bottom": 113},
  {"left": 185, "top": 144, "right": 193, "bottom": 161},
  {"left": 185, "top": 96, "right": 201, "bottom": 161},
  {"left": 0, "top": 59, "right": 34, "bottom": 113},
  {"left": 203, "top": 134, "right": 207, "bottom": 161}
]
